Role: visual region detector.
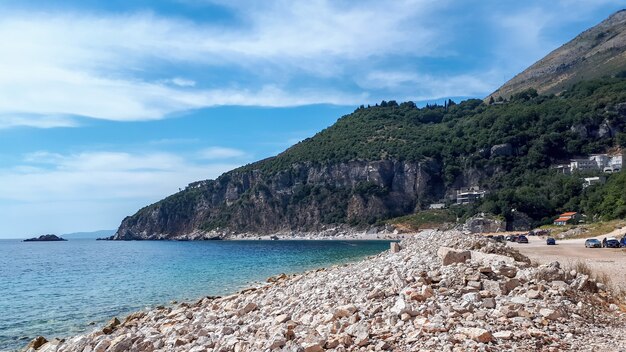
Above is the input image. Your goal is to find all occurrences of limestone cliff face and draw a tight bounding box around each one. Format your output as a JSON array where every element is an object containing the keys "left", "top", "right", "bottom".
[{"left": 111, "top": 159, "right": 444, "bottom": 240}]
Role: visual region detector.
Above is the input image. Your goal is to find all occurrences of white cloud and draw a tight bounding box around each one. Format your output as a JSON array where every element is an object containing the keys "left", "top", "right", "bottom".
[
  {"left": 167, "top": 78, "right": 197, "bottom": 87},
  {"left": 0, "top": 148, "right": 250, "bottom": 236},
  {"left": 0, "top": 114, "right": 78, "bottom": 129},
  {"left": 358, "top": 70, "right": 497, "bottom": 100},
  {"left": 0, "top": 151, "right": 242, "bottom": 203},
  {"left": 198, "top": 147, "right": 247, "bottom": 160},
  {"left": 0, "top": 1, "right": 448, "bottom": 127}
]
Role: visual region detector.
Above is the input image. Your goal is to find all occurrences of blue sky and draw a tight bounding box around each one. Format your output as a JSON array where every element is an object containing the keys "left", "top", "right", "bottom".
[{"left": 0, "top": 0, "right": 623, "bottom": 238}]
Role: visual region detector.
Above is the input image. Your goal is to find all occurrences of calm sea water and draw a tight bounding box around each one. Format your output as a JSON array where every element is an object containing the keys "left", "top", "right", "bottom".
[{"left": 0, "top": 239, "right": 390, "bottom": 351}]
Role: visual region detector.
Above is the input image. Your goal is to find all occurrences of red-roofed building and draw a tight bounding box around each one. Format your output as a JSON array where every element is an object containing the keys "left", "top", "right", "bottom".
[{"left": 553, "top": 212, "right": 581, "bottom": 226}]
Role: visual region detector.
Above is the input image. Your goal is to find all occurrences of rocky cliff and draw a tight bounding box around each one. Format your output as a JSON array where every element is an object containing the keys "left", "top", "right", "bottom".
[
  {"left": 111, "top": 10, "right": 626, "bottom": 240},
  {"left": 490, "top": 9, "right": 626, "bottom": 99},
  {"left": 112, "top": 160, "right": 445, "bottom": 240}
]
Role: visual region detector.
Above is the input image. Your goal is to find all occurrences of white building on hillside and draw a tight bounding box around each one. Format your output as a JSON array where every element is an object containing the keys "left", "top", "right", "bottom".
[
  {"left": 557, "top": 153, "right": 623, "bottom": 174},
  {"left": 456, "top": 186, "right": 487, "bottom": 205}
]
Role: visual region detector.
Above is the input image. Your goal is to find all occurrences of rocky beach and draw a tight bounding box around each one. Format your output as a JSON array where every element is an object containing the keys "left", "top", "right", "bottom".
[{"left": 24, "top": 230, "right": 626, "bottom": 352}]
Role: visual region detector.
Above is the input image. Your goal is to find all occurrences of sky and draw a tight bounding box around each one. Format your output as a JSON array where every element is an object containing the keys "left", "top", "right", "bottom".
[{"left": 0, "top": 0, "right": 624, "bottom": 238}]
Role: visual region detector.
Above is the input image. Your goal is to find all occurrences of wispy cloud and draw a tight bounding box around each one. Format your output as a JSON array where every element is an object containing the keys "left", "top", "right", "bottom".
[
  {"left": 0, "top": 150, "right": 243, "bottom": 203},
  {"left": 357, "top": 70, "right": 497, "bottom": 101},
  {"left": 0, "top": 114, "right": 78, "bottom": 129},
  {"left": 198, "top": 147, "right": 247, "bottom": 160},
  {"left": 0, "top": 1, "right": 448, "bottom": 127},
  {"left": 0, "top": 1, "right": 621, "bottom": 129},
  {"left": 0, "top": 148, "right": 249, "bottom": 236}
]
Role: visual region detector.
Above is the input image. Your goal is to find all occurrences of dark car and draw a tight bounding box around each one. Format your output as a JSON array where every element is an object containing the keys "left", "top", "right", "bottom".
[
  {"left": 493, "top": 235, "right": 505, "bottom": 243},
  {"left": 605, "top": 238, "right": 620, "bottom": 248},
  {"left": 621, "top": 236, "right": 626, "bottom": 248},
  {"left": 585, "top": 239, "right": 601, "bottom": 248},
  {"left": 517, "top": 235, "right": 529, "bottom": 244},
  {"left": 546, "top": 237, "right": 556, "bottom": 245}
]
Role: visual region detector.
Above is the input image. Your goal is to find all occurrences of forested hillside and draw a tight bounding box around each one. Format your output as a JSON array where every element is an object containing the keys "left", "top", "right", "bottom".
[{"left": 112, "top": 78, "right": 626, "bottom": 239}]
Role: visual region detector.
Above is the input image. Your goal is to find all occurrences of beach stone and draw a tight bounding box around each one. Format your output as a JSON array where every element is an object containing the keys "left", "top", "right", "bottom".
[
  {"left": 108, "top": 335, "right": 133, "bottom": 352},
  {"left": 458, "top": 327, "right": 494, "bottom": 343},
  {"left": 497, "top": 265, "right": 517, "bottom": 278},
  {"left": 462, "top": 292, "right": 481, "bottom": 303},
  {"left": 237, "top": 302, "right": 257, "bottom": 315},
  {"left": 26, "top": 336, "right": 47, "bottom": 350},
  {"left": 275, "top": 314, "right": 290, "bottom": 323},
  {"left": 482, "top": 298, "right": 496, "bottom": 309},
  {"left": 102, "top": 317, "right": 121, "bottom": 334},
  {"left": 494, "top": 330, "right": 513, "bottom": 340},
  {"left": 501, "top": 278, "right": 520, "bottom": 295},
  {"left": 270, "top": 337, "right": 286, "bottom": 349},
  {"left": 539, "top": 308, "right": 563, "bottom": 320},
  {"left": 437, "top": 247, "right": 471, "bottom": 266},
  {"left": 334, "top": 304, "right": 357, "bottom": 318},
  {"left": 93, "top": 339, "right": 111, "bottom": 352},
  {"left": 302, "top": 342, "right": 323, "bottom": 352},
  {"left": 390, "top": 242, "right": 400, "bottom": 253},
  {"left": 526, "top": 289, "right": 541, "bottom": 299},
  {"left": 221, "top": 326, "right": 235, "bottom": 335},
  {"left": 535, "top": 262, "right": 565, "bottom": 282},
  {"left": 390, "top": 298, "right": 408, "bottom": 315}
]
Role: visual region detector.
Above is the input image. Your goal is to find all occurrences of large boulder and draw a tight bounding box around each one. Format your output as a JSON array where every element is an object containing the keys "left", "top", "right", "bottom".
[
  {"left": 463, "top": 214, "right": 506, "bottom": 233},
  {"left": 25, "top": 336, "right": 47, "bottom": 350},
  {"left": 470, "top": 251, "right": 515, "bottom": 265},
  {"left": 535, "top": 261, "right": 565, "bottom": 282},
  {"left": 437, "top": 247, "right": 471, "bottom": 266}
]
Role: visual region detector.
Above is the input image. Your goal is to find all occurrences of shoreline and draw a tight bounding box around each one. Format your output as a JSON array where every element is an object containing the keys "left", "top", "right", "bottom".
[
  {"left": 105, "top": 224, "right": 411, "bottom": 241},
  {"left": 23, "top": 230, "right": 626, "bottom": 351},
  {"left": 13, "top": 238, "right": 394, "bottom": 352}
]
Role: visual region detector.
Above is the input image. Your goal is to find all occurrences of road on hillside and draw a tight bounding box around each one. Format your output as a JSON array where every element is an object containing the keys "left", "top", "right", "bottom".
[{"left": 508, "top": 234, "right": 626, "bottom": 290}]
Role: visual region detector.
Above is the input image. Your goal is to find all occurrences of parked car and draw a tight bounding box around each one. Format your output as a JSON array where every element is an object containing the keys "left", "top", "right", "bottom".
[
  {"left": 517, "top": 235, "right": 529, "bottom": 244},
  {"left": 492, "top": 235, "right": 505, "bottom": 243},
  {"left": 605, "top": 237, "right": 620, "bottom": 248},
  {"left": 546, "top": 237, "right": 556, "bottom": 245},
  {"left": 531, "top": 229, "right": 550, "bottom": 236},
  {"left": 505, "top": 235, "right": 516, "bottom": 242},
  {"left": 620, "top": 236, "right": 626, "bottom": 247},
  {"left": 584, "top": 239, "right": 601, "bottom": 248}
]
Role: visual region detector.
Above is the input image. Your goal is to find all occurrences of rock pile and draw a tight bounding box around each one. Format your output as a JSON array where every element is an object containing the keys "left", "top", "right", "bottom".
[{"left": 25, "top": 230, "right": 626, "bottom": 352}]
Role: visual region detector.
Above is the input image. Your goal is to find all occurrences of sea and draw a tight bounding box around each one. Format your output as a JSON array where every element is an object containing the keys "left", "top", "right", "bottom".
[{"left": 0, "top": 239, "right": 391, "bottom": 351}]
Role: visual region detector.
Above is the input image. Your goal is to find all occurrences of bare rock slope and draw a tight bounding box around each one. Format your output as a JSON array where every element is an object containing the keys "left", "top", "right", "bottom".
[
  {"left": 28, "top": 230, "right": 626, "bottom": 352},
  {"left": 490, "top": 9, "right": 626, "bottom": 99}
]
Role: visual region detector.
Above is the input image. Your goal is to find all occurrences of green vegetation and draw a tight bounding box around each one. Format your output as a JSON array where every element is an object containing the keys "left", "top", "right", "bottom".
[
  {"left": 540, "top": 219, "right": 626, "bottom": 239},
  {"left": 131, "top": 77, "right": 626, "bottom": 233},
  {"left": 387, "top": 209, "right": 457, "bottom": 231},
  {"left": 582, "top": 171, "right": 626, "bottom": 221},
  {"left": 239, "top": 78, "right": 626, "bottom": 225}
]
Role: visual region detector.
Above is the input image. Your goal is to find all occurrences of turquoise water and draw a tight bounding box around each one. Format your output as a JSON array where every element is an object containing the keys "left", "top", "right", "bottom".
[{"left": 0, "top": 239, "right": 390, "bottom": 351}]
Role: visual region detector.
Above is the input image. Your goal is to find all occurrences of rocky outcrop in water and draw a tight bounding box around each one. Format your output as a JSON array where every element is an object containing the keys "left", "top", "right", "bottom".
[
  {"left": 30, "top": 230, "right": 626, "bottom": 351},
  {"left": 23, "top": 234, "right": 67, "bottom": 242}
]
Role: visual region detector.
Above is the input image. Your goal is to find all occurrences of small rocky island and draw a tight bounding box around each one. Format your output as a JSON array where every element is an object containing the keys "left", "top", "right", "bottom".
[{"left": 23, "top": 234, "right": 67, "bottom": 242}]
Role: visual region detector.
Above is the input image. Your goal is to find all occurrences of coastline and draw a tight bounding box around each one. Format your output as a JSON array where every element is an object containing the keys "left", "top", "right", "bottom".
[
  {"left": 106, "top": 224, "right": 409, "bottom": 241},
  {"left": 23, "top": 230, "right": 626, "bottom": 352}
]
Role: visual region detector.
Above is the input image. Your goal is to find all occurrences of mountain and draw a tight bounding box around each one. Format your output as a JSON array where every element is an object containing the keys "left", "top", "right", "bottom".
[
  {"left": 110, "top": 11, "right": 626, "bottom": 241},
  {"left": 490, "top": 9, "right": 626, "bottom": 99},
  {"left": 63, "top": 230, "right": 115, "bottom": 239}
]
